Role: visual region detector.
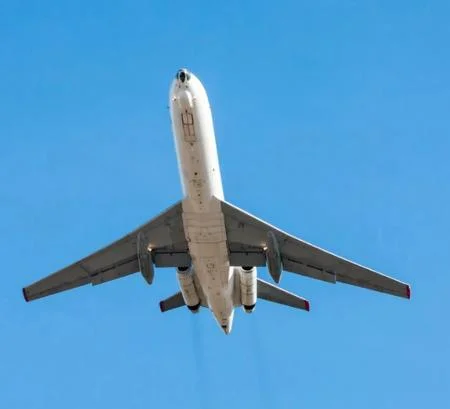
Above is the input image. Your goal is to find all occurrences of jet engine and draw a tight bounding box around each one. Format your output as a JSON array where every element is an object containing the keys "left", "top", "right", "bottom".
[
  {"left": 239, "top": 266, "right": 257, "bottom": 313},
  {"left": 176, "top": 266, "right": 201, "bottom": 313}
]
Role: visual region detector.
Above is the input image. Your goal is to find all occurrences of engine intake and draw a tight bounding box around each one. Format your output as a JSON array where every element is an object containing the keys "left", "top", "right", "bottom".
[{"left": 243, "top": 303, "right": 256, "bottom": 313}]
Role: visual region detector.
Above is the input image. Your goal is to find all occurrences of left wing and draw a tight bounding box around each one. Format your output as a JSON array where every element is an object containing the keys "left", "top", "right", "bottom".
[
  {"left": 23, "top": 201, "right": 189, "bottom": 302},
  {"left": 220, "top": 199, "right": 411, "bottom": 299}
]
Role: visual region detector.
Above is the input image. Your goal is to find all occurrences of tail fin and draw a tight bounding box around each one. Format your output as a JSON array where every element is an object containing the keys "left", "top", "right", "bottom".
[{"left": 257, "top": 278, "right": 310, "bottom": 311}]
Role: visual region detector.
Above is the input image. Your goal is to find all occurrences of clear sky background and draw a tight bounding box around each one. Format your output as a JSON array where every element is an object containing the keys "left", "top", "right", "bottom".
[{"left": 1, "top": 1, "right": 449, "bottom": 408}]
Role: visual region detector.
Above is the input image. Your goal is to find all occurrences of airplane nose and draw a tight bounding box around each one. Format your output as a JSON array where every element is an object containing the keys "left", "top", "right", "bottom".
[
  {"left": 176, "top": 68, "right": 190, "bottom": 83},
  {"left": 221, "top": 324, "right": 230, "bottom": 335}
]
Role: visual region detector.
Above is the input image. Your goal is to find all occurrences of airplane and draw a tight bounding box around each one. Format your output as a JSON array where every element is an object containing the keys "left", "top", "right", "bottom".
[{"left": 22, "top": 68, "right": 411, "bottom": 334}]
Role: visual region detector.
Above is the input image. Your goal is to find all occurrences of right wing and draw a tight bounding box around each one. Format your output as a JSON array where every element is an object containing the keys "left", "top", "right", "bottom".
[
  {"left": 221, "top": 199, "right": 411, "bottom": 299},
  {"left": 23, "top": 201, "right": 190, "bottom": 302}
]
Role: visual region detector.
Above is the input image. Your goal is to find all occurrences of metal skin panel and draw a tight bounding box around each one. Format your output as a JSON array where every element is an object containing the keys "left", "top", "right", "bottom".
[{"left": 229, "top": 251, "right": 266, "bottom": 267}]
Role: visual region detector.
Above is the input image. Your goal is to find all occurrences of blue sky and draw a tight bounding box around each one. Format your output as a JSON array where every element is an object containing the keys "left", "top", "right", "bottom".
[{"left": 1, "top": 1, "right": 449, "bottom": 408}]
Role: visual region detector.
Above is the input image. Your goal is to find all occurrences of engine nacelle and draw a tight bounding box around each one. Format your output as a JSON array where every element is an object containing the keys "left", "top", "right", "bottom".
[
  {"left": 176, "top": 266, "right": 200, "bottom": 313},
  {"left": 239, "top": 266, "right": 257, "bottom": 313}
]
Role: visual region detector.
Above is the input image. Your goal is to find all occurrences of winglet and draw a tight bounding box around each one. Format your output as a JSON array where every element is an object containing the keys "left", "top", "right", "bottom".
[
  {"left": 159, "top": 301, "right": 165, "bottom": 312},
  {"left": 22, "top": 288, "right": 30, "bottom": 302},
  {"left": 406, "top": 285, "right": 411, "bottom": 299},
  {"left": 305, "top": 300, "right": 310, "bottom": 312}
]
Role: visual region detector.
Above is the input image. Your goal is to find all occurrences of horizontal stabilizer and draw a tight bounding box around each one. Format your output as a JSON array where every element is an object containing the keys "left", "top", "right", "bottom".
[
  {"left": 159, "top": 291, "right": 185, "bottom": 312},
  {"left": 257, "top": 278, "right": 310, "bottom": 311}
]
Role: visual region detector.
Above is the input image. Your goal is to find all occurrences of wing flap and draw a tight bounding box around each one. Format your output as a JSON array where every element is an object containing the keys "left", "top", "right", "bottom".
[
  {"left": 153, "top": 252, "right": 191, "bottom": 268},
  {"left": 23, "top": 268, "right": 90, "bottom": 302},
  {"left": 336, "top": 272, "right": 411, "bottom": 298},
  {"left": 91, "top": 259, "right": 140, "bottom": 286},
  {"left": 282, "top": 257, "right": 337, "bottom": 284}
]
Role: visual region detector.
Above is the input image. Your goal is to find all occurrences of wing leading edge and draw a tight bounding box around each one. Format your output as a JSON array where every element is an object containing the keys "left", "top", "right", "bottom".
[
  {"left": 22, "top": 201, "right": 190, "bottom": 302},
  {"left": 220, "top": 198, "right": 411, "bottom": 299}
]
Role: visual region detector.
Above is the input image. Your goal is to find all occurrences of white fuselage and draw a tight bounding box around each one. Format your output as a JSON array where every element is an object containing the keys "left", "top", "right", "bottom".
[{"left": 169, "top": 69, "right": 240, "bottom": 333}]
